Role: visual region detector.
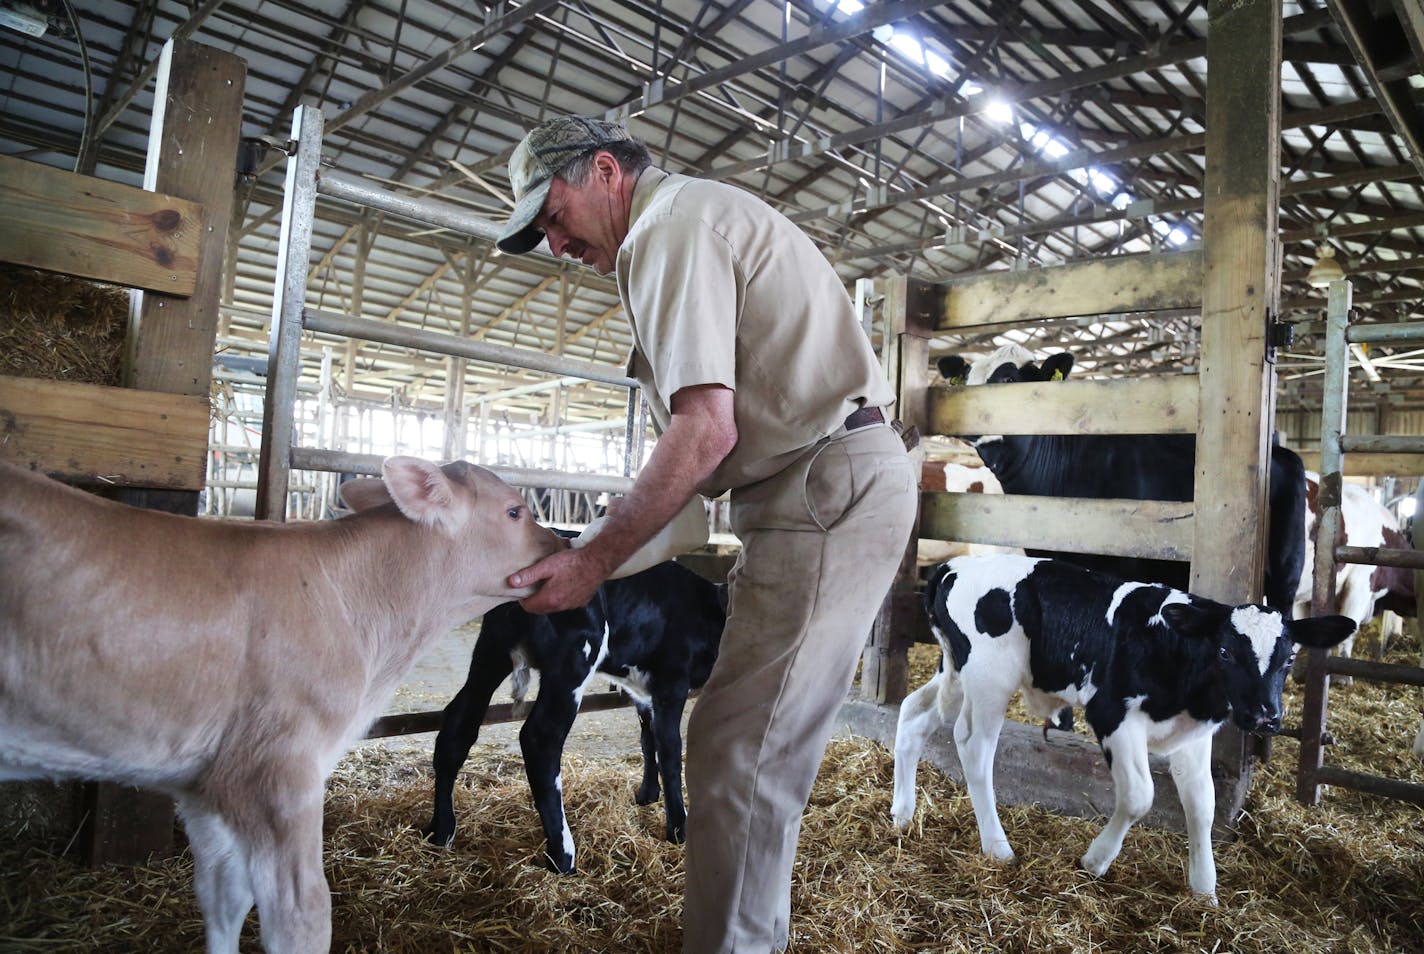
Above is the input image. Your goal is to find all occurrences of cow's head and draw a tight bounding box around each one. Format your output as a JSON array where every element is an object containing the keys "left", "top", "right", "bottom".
[
  {"left": 937, "top": 348, "right": 1075, "bottom": 388},
  {"left": 935, "top": 349, "right": 1077, "bottom": 467},
  {"left": 1159, "top": 601, "right": 1355, "bottom": 733},
  {"left": 340, "top": 457, "right": 565, "bottom": 603}
]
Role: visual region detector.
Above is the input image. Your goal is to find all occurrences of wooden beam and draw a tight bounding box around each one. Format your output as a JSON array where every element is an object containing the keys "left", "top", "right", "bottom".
[
  {"left": 920, "top": 492, "right": 1195, "bottom": 561},
  {"left": 929, "top": 375, "right": 1199, "bottom": 437},
  {"left": 1194, "top": 0, "right": 1280, "bottom": 606},
  {"left": 1196, "top": 0, "right": 1283, "bottom": 832},
  {"left": 940, "top": 251, "right": 1203, "bottom": 330},
  {"left": 0, "top": 375, "right": 209, "bottom": 489},
  {"left": 126, "top": 39, "right": 245, "bottom": 397},
  {"left": 1293, "top": 451, "right": 1424, "bottom": 477},
  {"left": 1328, "top": 0, "right": 1424, "bottom": 177},
  {"left": 0, "top": 155, "right": 201, "bottom": 296},
  {"left": 87, "top": 39, "right": 243, "bottom": 865}
]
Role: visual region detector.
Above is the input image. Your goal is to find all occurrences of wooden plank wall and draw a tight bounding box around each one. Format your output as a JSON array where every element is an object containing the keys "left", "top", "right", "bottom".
[
  {"left": 0, "top": 377, "right": 209, "bottom": 488},
  {"left": 0, "top": 38, "right": 246, "bottom": 868}
]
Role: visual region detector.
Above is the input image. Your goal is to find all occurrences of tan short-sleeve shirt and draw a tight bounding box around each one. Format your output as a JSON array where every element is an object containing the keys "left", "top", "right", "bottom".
[{"left": 617, "top": 168, "right": 895, "bottom": 495}]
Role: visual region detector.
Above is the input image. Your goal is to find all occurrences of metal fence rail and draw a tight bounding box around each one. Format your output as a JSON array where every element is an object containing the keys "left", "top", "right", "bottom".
[
  {"left": 256, "top": 103, "right": 643, "bottom": 517},
  {"left": 1297, "top": 278, "right": 1424, "bottom": 808}
]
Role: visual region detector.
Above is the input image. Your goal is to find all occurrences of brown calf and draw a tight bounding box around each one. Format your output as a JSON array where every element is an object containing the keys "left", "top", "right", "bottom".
[{"left": 0, "top": 457, "right": 562, "bottom": 953}]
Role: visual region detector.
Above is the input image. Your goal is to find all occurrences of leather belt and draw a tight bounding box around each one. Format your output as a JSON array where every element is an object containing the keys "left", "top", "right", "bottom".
[{"left": 843, "top": 406, "right": 885, "bottom": 431}]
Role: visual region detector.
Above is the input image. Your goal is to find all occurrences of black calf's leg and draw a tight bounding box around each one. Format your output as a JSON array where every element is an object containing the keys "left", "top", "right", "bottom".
[
  {"left": 520, "top": 687, "right": 582, "bottom": 873},
  {"left": 651, "top": 689, "right": 690, "bottom": 844},
  {"left": 424, "top": 640, "right": 512, "bottom": 846},
  {"left": 634, "top": 700, "right": 661, "bottom": 806}
]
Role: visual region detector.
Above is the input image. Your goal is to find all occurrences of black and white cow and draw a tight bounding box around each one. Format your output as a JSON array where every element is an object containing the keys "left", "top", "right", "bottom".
[
  {"left": 422, "top": 555, "right": 727, "bottom": 873},
  {"left": 891, "top": 554, "right": 1353, "bottom": 900},
  {"left": 936, "top": 346, "right": 1307, "bottom": 615}
]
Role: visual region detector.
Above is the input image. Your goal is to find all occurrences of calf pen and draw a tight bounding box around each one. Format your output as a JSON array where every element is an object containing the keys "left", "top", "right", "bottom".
[{"left": 863, "top": 244, "right": 1280, "bottom": 837}]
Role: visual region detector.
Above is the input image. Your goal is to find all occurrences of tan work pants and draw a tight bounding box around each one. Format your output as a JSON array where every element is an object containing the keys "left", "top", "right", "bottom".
[{"left": 682, "top": 423, "right": 918, "bottom": 953}]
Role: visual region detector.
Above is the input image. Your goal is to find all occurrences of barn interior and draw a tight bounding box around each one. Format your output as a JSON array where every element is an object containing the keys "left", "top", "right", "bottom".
[
  {"left": 3, "top": 0, "right": 1424, "bottom": 950},
  {"left": 7, "top": 0, "right": 1424, "bottom": 515}
]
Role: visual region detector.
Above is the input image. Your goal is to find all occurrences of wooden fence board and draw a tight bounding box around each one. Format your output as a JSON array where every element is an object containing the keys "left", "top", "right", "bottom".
[
  {"left": 0, "top": 155, "right": 201, "bottom": 296},
  {"left": 920, "top": 491, "right": 1195, "bottom": 561},
  {"left": 0, "top": 375, "right": 209, "bottom": 489},
  {"left": 929, "top": 375, "right": 1199, "bottom": 437},
  {"left": 940, "top": 251, "right": 1202, "bottom": 330}
]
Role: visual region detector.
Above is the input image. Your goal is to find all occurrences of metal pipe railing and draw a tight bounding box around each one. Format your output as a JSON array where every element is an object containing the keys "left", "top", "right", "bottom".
[
  {"left": 317, "top": 168, "right": 556, "bottom": 256},
  {"left": 302, "top": 307, "right": 636, "bottom": 389},
  {"left": 290, "top": 446, "right": 636, "bottom": 495}
]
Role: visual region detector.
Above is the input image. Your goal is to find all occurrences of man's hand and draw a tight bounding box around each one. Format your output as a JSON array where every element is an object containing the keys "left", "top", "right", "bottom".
[{"left": 510, "top": 546, "right": 613, "bottom": 615}]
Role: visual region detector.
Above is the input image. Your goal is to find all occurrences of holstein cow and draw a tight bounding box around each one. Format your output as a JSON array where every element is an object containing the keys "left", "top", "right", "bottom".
[
  {"left": 423, "top": 555, "right": 727, "bottom": 873},
  {"left": 0, "top": 458, "right": 563, "bottom": 954},
  {"left": 891, "top": 554, "right": 1354, "bottom": 900},
  {"left": 1294, "top": 471, "right": 1411, "bottom": 659},
  {"left": 937, "top": 346, "right": 1307, "bottom": 615}
]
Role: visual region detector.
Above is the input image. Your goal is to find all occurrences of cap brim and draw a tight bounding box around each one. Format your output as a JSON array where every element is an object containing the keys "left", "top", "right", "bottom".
[{"left": 496, "top": 179, "right": 552, "bottom": 254}]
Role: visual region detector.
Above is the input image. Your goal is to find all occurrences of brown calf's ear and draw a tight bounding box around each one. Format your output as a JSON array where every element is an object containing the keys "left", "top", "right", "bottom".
[
  {"left": 380, "top": 456, "right": 461, "bottom": 529},
  {"left": 338, "top": 478, "right": 392, "bottom": 513}
]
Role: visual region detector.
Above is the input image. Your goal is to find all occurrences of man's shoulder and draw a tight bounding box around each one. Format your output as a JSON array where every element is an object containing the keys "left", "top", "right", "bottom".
[{"left": 638, "top": 174, "right": 765, "bottom": 233}]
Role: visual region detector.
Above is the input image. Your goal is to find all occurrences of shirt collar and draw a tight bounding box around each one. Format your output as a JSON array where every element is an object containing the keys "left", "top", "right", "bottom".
[{"left": 627, "top": 166, "right": 671, "bottom": 231}]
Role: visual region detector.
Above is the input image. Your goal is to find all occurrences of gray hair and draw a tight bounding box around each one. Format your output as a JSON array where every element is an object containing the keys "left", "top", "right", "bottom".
[{"left": 556, "top": 139, "right": 653, "bottom": 186}]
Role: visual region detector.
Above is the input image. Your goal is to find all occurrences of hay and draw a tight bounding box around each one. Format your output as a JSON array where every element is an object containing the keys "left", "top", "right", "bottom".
[
  {"left": 4, "top": 628, "right": 1423, "bottom": 952},
  {"left": 0, "top": 263, "right": 128, "bottom": 386}
]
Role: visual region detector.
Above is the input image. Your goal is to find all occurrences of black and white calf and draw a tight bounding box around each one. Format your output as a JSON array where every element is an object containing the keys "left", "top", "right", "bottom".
[
  {"left": 422, "top": 556, "right": 727, "bottom": 873},
  {"left": 891, "top": 554, "right": 1353, "bottom": 901}
]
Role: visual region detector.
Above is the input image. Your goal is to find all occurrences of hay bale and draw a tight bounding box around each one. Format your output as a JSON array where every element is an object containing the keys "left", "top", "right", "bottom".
[{"left": 0, "top": 263, "right": 128, "bottom": 386}]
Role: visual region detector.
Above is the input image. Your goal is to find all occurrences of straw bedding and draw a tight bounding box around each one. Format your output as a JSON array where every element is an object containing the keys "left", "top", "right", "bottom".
[
  {"left": 0, "top": 263, "right": 128, "bottom": 386},
  {"left": 3, "top": 625, "right": 1422, "bottom": 953}
]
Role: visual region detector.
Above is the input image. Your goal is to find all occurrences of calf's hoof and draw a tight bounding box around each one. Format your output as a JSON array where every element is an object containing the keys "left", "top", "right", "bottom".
[
  {"left": 889, "top": 799, "right": 915, "bottom": 831},
  {"left": 666, "top": 820, "right": 686, "bottom": 845},
  {"left": 1078, "top": 850, "right": 1112, "bottom": 878},
  {"left": 983, "top": 842, "right": 1015, "bottom": 865},
  {"left": 636, "top": 783, "right": 660, "bottom": 806},
  {"left": 544, "top": 851, "right": 576, "bottom": 875},
  {"left": 420, "top": 821, "right": 455, "bottom": 848}
]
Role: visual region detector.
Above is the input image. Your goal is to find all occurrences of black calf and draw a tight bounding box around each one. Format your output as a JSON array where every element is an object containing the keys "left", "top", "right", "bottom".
[{"left": 422, "top": 557, "right": 727, "bottom": 873}]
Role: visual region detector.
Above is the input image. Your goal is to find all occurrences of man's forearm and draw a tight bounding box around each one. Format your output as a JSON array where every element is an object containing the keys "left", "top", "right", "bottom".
[{"left": 581, "top": 387, "right": 736, "bottom": 574}]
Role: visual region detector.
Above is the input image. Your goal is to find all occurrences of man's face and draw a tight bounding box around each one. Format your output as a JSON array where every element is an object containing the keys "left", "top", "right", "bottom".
[{"left": 534, "top": 154, "right": 629, "bottom": 276}]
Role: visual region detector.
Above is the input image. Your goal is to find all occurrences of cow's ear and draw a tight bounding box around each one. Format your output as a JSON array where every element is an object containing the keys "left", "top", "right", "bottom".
[
  {"left": 986, "top": 362, "right": 1021, "bottom": 385},
  {"left": 938, "top": 355, "right": 969, "bottom": 385},
  {"left": 339, "top": 477, "right": 392, "bottom": 512},
  {"left": 1158, "top": 600, "right": 1220, "bottom": 639},
  {"left": 1286, "top": 615, "right": 1356, "bottom": 649},
  {"left": 380, "top": 456, "right": 462, "bottom": 530},
  {"left": 1041, "top": 353, "right": 1074, "bottom": 381}
]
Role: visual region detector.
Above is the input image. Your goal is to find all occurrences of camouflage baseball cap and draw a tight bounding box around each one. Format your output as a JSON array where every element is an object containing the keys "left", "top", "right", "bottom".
[{"left": 496, "top": 116, "right": 635, "bottom": 254}]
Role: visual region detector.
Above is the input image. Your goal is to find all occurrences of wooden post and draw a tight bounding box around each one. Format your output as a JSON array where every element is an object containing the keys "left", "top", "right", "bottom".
[
  {"left": 1194, "top": 0, "right": 1282, "bottom": 834},
  {"left": 79, "top": 37, "right": 246, "bottom": 866},
  {"left": 863, "top": 275, "right": 936, "bottom": 705}
]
